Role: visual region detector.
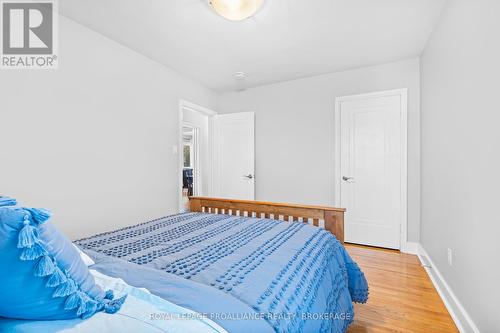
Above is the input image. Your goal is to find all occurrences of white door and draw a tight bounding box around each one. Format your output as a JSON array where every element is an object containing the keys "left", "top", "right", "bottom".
[
  {"left": 213, "top": 112, "right": 255, "bottom": 200},
  {"left": 337, "top": 90, "right": 407, "bottom": 249}
]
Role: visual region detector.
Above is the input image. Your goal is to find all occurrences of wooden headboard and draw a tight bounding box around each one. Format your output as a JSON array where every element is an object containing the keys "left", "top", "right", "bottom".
[{"left": 189, "top": 197, "right": 345, "bottom": 243}]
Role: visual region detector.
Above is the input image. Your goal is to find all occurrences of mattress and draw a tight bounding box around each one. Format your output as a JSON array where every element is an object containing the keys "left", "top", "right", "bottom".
[{"left": 76, "top": 212, "right": 368, "bottom": 333}]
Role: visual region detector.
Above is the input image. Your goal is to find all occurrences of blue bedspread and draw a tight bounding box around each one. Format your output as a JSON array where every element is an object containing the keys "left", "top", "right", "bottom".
[{"left": 76, "top": 213, "right": 368, "bottom": 333}]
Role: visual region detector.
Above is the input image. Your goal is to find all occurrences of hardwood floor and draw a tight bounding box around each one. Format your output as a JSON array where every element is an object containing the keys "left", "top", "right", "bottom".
[{"left": 346, "top": 244, "right": 459, "bottom": 333}]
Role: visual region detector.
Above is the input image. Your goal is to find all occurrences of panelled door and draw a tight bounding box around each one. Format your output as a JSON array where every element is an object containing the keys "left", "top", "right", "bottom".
[
  {"left": 213, "top": 112, "right": 255, "bottom": 200},
  {"left": 337, "top": 90, "right": 407, "bottom": 249}
]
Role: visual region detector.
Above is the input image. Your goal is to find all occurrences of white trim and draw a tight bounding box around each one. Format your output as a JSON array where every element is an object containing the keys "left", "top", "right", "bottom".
[
  {"left": 207, "top": 115, "right": 216, "bottom": 197},
  {"left": 180, "top": 99, "right": 217, "bottom": 116},
  {"left": 334, "top": 89, "right": 408, "bottom": 250},
  {"left": 417, "top": 244, "right": 480, "bottom": 333},
  {"left": 178, "top": 100, "right": 217, "bottom": 212},
  {"left": 400, "top": 241, "right": 418, "bottom": 255}
]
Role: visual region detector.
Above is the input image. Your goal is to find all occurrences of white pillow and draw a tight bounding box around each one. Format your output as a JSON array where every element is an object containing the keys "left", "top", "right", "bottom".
[{"left": 73, "top": 244, "right": 95, "bottom": 266}]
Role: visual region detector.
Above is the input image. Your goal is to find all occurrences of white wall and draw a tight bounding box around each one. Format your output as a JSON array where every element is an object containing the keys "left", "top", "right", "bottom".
[
  {"left": 218, "top": 59, "right": 421, "bottom": 242},
  {"left": 0, "top": 15, "right": 217, "bottom": 239},
  {"left": 420, "top": 0, "right": 500, "bottom": 331}
]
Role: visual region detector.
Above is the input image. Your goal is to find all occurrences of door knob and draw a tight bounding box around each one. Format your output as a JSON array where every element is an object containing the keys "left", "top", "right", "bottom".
[
  {"left": 243, "top": 174, "right": 254, "bottom": 179},
  {"left": 342, "top": 176, "right": 355, "bottom": 183}
]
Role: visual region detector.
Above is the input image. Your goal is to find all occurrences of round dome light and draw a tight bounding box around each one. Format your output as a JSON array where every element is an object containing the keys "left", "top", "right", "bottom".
[{"left": 209, "top": 0, "right": 264, "bottom": 21}]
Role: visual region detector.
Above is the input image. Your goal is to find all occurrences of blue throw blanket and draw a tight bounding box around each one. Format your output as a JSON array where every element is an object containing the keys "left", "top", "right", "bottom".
[{"left": 76, "top": 213, "right": 368, "bottom": 333}]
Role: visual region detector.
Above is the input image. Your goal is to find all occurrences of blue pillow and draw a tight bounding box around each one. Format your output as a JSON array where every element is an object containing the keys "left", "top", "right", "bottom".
[{"left": 0, "top": 197, "right": 126, "bottom": 320}]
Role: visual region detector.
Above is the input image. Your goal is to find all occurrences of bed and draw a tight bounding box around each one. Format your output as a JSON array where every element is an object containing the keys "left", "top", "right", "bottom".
[
  {"left": 0, "top": 269, "right": 227, "bottom": 333},
  {"left": 72, "top": 197, "right": 368, "bottom": 333}
]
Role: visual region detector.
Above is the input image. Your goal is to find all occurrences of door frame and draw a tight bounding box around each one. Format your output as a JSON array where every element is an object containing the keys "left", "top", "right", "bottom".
[
  {"left": 334, "top": 89, "right": 408, "bottom": 251},
  {"left": 178, "top": 100, "right": 217, "bottom": 212}
]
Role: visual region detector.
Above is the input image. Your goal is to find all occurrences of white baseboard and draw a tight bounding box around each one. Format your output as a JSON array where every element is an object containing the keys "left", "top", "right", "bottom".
[
  {"left": 417, "top": 244, "right": 480, "bottom": 333},
  {"left": 400, "top": 241, "right": 419, "bottom": 254}
]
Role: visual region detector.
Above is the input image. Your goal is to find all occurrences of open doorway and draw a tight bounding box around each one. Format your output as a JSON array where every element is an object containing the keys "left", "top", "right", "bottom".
[
  {"left": 181, "top": 125, "right": 199, "bottom": 211},
  {"left": 179, "top": 100, "right": 216, "bottom": 212}
]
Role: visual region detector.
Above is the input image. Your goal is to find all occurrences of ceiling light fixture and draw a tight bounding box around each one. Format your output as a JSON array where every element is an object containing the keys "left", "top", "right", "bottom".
[{"left": 209, "top": 0, "right": 264, "bottom": 21}]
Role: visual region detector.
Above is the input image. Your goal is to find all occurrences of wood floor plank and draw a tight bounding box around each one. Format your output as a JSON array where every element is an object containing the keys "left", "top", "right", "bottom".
[{"left": 346, "top": 244, "right": 458, "bottom": 333}]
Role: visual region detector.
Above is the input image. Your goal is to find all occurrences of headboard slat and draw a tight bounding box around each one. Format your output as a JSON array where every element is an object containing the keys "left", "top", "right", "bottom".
[{"left": 189, "top": 197, "right": 345, "bottom": 244}]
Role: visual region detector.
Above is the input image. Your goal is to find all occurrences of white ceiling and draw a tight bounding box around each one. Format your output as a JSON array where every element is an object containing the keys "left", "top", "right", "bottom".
[{"left": 59, "top": 0, "right": 446, "bottom": 92}]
